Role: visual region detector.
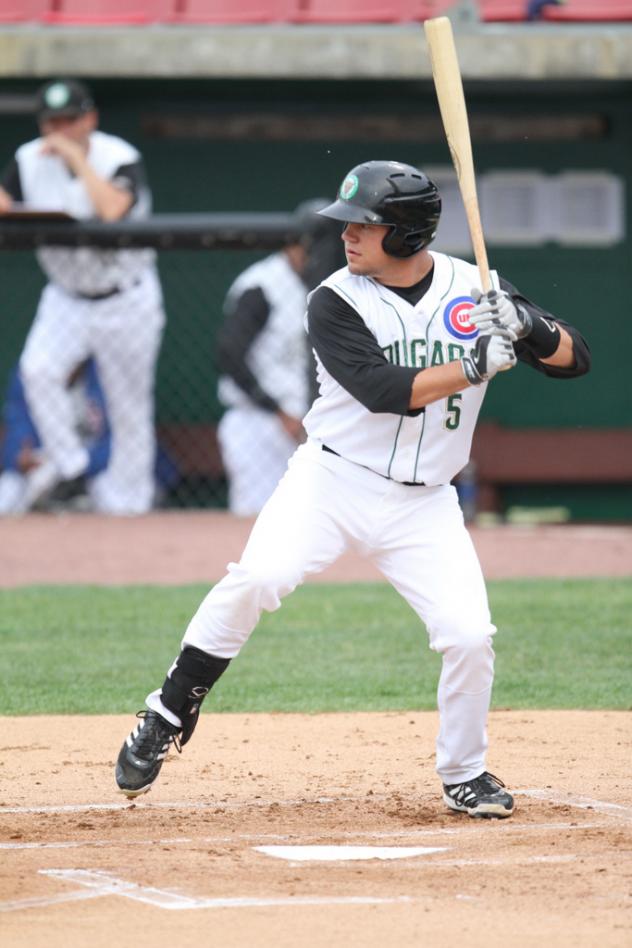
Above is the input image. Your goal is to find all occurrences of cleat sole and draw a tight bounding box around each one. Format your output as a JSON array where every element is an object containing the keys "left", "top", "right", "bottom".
[{"left": 118, "top": 784, "right": 152, "bottom": 799}]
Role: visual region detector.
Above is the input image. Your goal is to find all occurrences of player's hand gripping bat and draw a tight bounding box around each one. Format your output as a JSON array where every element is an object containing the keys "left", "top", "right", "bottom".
[{"left": 425, "top": 15, "right": 516, "bottom": 373}]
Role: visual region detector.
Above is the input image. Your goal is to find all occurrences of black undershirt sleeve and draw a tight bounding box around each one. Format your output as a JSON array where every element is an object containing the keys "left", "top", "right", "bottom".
[
  {"left": 216, "top": 286, "right": 280, "bottom": 413},
  {"left": 307, "top": 286, "right": 421, "bottom": 416},
  {"left": 110, "top": 160, "right": 145, "bottom": 211},
  {"left": 499, "top": 277, "right": 591, "bottom": 378},
  {"left": 0, "top": 158, "right": 144, "bottom": 209},
  {"left": 307, "top": 275, "right": 590, "bottom": 414},
  {"left": 1, "top": 158, "right": 23, "bottom": 202}
]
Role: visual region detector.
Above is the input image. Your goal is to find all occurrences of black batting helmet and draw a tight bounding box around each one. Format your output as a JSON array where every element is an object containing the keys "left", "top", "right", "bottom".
[{"left": 319, "top": 160, "right": 441, "bottom": 259}]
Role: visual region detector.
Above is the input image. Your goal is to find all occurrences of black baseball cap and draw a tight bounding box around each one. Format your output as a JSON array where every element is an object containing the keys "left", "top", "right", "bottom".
[{"left": 35, "top": 79, "right": 95, "bottom": 121}]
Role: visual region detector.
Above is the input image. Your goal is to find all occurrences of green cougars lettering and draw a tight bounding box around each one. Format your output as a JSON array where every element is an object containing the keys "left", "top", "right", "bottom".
[{"left": 382, "top": 338, "right": 465, "bottom": 369}]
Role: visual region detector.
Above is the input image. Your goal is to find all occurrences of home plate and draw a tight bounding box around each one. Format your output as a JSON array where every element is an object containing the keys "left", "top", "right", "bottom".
[{"left": 255, "top": 845, "right": 447, "bottom": 862}]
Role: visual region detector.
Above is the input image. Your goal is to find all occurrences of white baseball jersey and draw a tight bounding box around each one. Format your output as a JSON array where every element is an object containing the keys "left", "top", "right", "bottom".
[
  {"left": 8, "top": 128, "right": 166, "bottom": 514},
  {"left": 13, "top": 130, "right": 155, "bottom": 296},
  {"left": 218, "top": 252, "right": 311, "bottom": 419},
  {"left": 304, "top": 251, "right": 500, "bottom": 486}
]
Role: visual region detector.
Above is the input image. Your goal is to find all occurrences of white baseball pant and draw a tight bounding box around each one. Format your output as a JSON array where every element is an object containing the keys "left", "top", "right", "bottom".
[
  {"left": 19, "top": 269, "right": 165, "bottom": 514},
  {"left": 217, "top": 406, "right": 301, "bottom": 516},
  {"left": 151, "top": 439, "right": 496, "bottom": 784}
]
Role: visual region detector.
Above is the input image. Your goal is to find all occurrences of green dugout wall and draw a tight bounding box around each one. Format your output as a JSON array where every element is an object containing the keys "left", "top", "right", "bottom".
[{"left": 0, "top": 78, "right": 629, "bottom": 517}]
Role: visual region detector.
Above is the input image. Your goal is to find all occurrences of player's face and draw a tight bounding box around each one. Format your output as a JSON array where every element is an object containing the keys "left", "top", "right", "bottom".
[
  {"left": 39, "top": 110, "right": 97, "bottom": 145},
  {"left": 342, "top": 222, "right": 395, "bottom": 279}
]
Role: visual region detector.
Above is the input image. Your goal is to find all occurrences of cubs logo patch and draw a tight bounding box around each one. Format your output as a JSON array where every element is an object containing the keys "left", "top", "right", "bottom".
[{"left": 443, "top": 296, "right": 478, "bottom": 340}]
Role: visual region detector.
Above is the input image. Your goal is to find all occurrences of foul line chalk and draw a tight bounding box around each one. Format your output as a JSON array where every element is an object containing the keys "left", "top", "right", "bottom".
[
  {"left": 0, "top": 795, "right": 350, "bottom": 816},
  {"left": 518, "top": 789, "right": 632, "bottom": 821},
  {"left": 0, "top": 888, "right": 111, "bottom": 912},
  {"left": 0, "top": 869, "right": 413, "bottom": 913},
  {"left": 2, "top": 788, "right": 629, "bottom": 823}
]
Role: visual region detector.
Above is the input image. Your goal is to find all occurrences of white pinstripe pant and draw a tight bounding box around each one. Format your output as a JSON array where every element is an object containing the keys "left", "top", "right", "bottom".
[{"left": 20, "top": 269, "right": 164, "bottom": 514}]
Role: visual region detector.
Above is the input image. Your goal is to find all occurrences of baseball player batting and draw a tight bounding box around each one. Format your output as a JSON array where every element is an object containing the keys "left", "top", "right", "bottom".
[{"left": 116, "top": 160, "right": 590, "bottom": 818}]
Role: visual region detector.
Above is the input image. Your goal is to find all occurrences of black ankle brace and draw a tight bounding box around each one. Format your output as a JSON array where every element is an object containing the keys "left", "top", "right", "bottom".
[{"left": 160, "top": 646, "right": 230, "bottom": 745}]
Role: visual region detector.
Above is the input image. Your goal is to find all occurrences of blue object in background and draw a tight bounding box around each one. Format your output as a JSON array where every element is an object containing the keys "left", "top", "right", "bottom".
[
  {"left": 527, "top": 0, "right": 565, "bottom": 19},
  {"left": 0, "top": 360, "right": 179, "bottom": 490}
]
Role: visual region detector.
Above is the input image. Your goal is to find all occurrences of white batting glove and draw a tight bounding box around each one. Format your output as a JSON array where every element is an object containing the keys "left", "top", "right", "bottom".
[
  {"left": 468, "top": 288, "right": 532, "bottom": 341},
  {"left": 461, "top": 331, "right": 517, "bottom": 385}
]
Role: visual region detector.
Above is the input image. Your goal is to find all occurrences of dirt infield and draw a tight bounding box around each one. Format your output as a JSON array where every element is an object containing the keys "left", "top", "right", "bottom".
[
  {"left": 1, "top": 712, "right": 631, "bottom": 947},
  {"left": 1, "top": 513, "right": 631, "bottom": 946}
]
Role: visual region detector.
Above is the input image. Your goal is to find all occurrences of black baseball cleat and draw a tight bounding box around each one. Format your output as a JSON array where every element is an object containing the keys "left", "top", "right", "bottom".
[
  {"left": 115, "top": 710, "right": 182, "bottom": 798},
  {"left": 442, "top": 771, "right": 514, "bottom": 819}
]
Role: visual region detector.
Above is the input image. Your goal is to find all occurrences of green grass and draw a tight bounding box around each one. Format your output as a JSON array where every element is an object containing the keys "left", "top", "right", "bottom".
[{"left": 0, "top": 579, "right": 630, "bottom": 715}]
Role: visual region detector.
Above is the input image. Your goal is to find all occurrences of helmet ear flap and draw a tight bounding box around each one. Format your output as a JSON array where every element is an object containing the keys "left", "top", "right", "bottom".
[{"left": 381, "top": 226, "right": 426, "bottom": 259}]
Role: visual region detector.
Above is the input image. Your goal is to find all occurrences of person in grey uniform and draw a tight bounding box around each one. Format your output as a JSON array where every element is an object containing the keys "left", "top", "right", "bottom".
[
  {"left": 114, "top": 161, "right": 590, "bottom": 818},
  {"left": 0, "top": 78, "right": 165, "bottom": 514}
]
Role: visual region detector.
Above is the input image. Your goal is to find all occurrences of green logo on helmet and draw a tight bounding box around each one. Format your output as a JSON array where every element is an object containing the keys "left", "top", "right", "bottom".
[{"left": 340, "top": 174, "right": 359, "bottom": 201}]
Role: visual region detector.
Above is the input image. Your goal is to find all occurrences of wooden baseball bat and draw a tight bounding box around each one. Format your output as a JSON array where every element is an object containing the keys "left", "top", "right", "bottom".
[{"left": 424, "top": 16, "right": 492, "bottom": 293}]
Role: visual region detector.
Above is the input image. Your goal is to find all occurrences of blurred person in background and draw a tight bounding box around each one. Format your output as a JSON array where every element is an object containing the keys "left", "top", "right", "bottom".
[
  {"left": 0, "top": 78, "right": 165, "bottom": 514},
  {"left": 216, "top": 199, "right": 343, "bottom": 515},
  {"left": 0, "top": 359, "right": 180, "bottom": 515}
]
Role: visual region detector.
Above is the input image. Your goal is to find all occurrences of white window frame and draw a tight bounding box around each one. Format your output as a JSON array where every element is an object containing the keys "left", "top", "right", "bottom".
[
  {"left": 418, "top": 164, "right": 625, "bottom": 250},
  {"left": 554, "top": 171, "right": 625, "bottom": 246},
  {"left": 480, "top": 171, "right": 549, "bottom": 246}
]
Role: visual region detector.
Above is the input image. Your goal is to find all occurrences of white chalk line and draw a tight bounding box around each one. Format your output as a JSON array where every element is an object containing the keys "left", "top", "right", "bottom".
[
  {"left": 0, "top": 887, "right": 112, "bottom": 912},
  {"left": 0, "top": 794, "right": 351, "bottom": 816},
  {"left": 0, "top": 869, "right": 413, "bottom": 913},
  {"left": 0, "top": 820, "right": 612, "bottom": 852},
  {"left": 0, "top": 848, "right": 591, "bottom": 915},
  {"left": 518, "top": 790, "right": 632, "bottom": 822},
  {"left": 2, "top": 787, "right": 631, "bottom": 821}
]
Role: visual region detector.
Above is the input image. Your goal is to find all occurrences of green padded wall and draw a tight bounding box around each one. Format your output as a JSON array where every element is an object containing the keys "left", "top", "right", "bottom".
[{"left": 0, "top": 78, "right": 629, "bottom": 515}]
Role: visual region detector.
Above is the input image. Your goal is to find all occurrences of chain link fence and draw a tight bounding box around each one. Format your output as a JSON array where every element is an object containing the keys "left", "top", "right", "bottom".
[{"left": 0, "top": 211, "right": 344, "bottom": 514}]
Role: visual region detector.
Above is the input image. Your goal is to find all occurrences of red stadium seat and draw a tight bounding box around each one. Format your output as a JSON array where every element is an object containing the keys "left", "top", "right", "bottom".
[
  {"left": 479, "top": 0, "right": 528, "bottom": 21},
  {"left": 173, "top": 0, "right": 296, "bottom": 22},
  {"left": 293, "top": 0, "right": 434, "bottom": 23},
  {"left": 0, "top": 0, "right": 50, "bottom": 21},
  {"left": 542, "top": 0, "right": 632, "bottom": 21},
  {"left": 44, "top": 0, "right": 175, "bottom": 24}
]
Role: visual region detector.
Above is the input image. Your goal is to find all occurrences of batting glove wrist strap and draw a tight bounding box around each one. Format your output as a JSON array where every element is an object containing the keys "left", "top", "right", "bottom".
[
  {"left": 462, "top": 332, "right": 517, "bottom": 385},
  {"left": 461, "top": 355, "right": 484, "bottom": 385},
  {"left": 520, "top": 311, "right": 561, "bottom": 359}
]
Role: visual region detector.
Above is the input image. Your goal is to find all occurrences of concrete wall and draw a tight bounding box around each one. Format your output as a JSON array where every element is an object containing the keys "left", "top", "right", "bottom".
[{"left": 1, "top": 23, "right": 632, "bottom": 81}]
